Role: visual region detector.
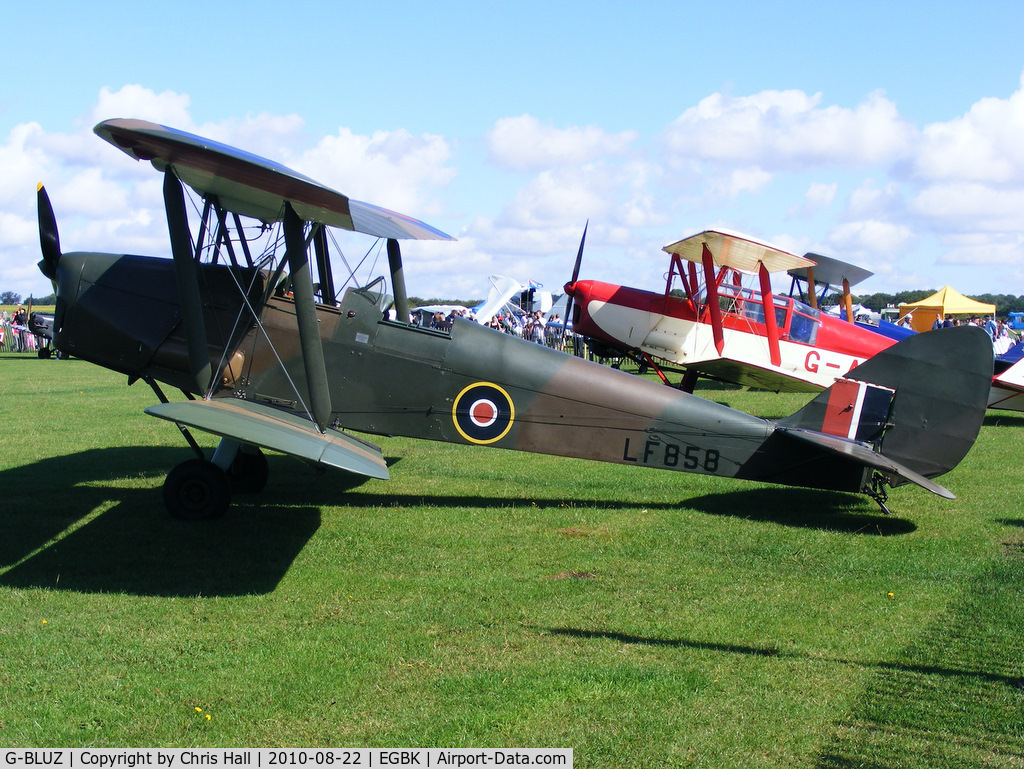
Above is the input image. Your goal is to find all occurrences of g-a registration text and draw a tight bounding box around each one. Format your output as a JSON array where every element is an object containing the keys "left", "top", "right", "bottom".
[{"left": 5, "top": 754, "right": 65, "bottom": 766}]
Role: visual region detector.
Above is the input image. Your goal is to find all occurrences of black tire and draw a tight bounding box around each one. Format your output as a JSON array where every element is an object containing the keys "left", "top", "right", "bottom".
[
  {"left": 228, "top": 448, "right": 269, "bottom": 494},
  {"left": 163, "top": 459, "right": 231, "bottom": 520}
]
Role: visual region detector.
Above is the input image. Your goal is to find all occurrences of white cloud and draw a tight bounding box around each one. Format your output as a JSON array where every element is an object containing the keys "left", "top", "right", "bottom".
[
  {"left": 493, "top": 158, "right": 664, "bottom": 235},
  {"left": 825, "top": 219, "right": 917, "bottom": 278},
  {"left": 805, "top": 182, "right": 837, "bottom": 210},
  {"left": 299, "top": 127, "right": 455, "bottom": 217},
  {"left": 935, "top": 232, "right": 1024, "bottom": 266},
  {"left": 707, "top": 166, "right": 773, "bottom": 199},
  {"left": 844, "top": 180, "right": 905, "bottom": 221},
  {"left": 787, "top": 181, "right": 838, "bottom": 219},
  {"left": 910, "top": 183, "right": 1024, "bottom": 233},
  {"left": 88, "top": 85, "right": 194, "bottom": 132},
  {"left": 487, "top": 115, "right": 637, "bottom": 171},
  {"left": 664, "top": 88, "right": 916, "bottom": 171},
  {"left": 913, "top": 72, "right": 1024, "bottom": 184},
  {"left": 497, "top": 168, "right": 610, "bottom": 229},
  {"left": 0, "top": 210, "right": 36, "bottom": 250}
]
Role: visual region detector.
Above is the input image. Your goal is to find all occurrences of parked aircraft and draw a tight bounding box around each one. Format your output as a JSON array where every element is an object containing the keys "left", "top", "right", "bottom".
[
  {"left": 563, "top": 230, "right": 901, "bottom": 392},
  {"left": 36, "top": 119, "right": 993, "bottom": 519},
  {"left": 563, "top": 231, "right": 1024, "bottom": 411}
]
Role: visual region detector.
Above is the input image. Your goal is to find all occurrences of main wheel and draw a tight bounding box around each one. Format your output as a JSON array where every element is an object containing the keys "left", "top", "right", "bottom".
[
  {"left": 163, "top": 459, "right": 231, "bottom": 520},
  {"left": 228, "top": 448, "right": 269, "bottom": 493}
]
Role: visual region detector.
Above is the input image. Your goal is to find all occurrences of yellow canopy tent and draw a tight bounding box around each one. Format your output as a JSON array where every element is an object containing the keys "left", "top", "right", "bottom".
[{"left": 899, "top": 285, "right": 995, "bottom": 332}]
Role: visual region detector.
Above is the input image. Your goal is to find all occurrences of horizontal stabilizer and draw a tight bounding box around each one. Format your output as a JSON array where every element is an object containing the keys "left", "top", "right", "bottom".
[
  {"left": 776, "top": 426, "right": 954, "bottom": 499},
  {"left": 781, "top": 325, "right": 992, "bottom": 481},
  {"left": 146, "top": 398, "right": 389, "bottom": 480}
]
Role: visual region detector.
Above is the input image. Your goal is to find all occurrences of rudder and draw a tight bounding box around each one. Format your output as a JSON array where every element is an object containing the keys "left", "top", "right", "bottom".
[{"left": 780, "top": 325, "right": 993, "bottom": 483}]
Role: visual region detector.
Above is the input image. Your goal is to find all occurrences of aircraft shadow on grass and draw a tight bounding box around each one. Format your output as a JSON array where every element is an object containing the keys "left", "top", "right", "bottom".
[
  {"left": 541, "top": 627, "right": 1024, "bottom": 691},
  {"left": 0, "top": 447, "right": 910, "bottom": 598},
  {"left": 679, "top": 488, "right": 916, "bottom": 535},
  {"left": 0, "top": 447, "right": 328, "bottom": 598},
  {"left": 983, "top": 412, "right": 1024, "bottom": 428}
]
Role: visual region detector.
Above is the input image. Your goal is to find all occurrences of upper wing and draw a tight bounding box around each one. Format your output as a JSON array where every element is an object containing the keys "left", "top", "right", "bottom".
[
  {"left": 94, "top": 118, "right": 453, "bottom": 241},
  {"left": 788, "top": 252, "right": 873, "bottom": 287},
  {"left": 662, "top": 229, "right": 814, "bottom": 274},
  {"left": 146, "top": 398, "right": 390, "bottom": 480}
]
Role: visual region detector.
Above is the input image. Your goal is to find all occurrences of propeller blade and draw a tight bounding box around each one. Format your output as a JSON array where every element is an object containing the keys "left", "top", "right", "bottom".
[
  {"left": 571, "top": 220, "right": 588, "bottom": 285},
  {"left": 564, "top": 221, "right": 588, "bottom": 357},
  {"left": 37, "top": 183, "right": 61, "bottom": 279}
]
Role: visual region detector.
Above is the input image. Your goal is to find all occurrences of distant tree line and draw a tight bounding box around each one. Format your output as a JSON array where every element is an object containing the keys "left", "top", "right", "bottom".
[
  {"left": 408, "top": 295, "right": 484, "bottom": 309},
  {"left": 851, "top": 290, "right": 1024, "bottom": 316},
  {"left": 1, "top": 291, "right": 57, "bottom": 306}
]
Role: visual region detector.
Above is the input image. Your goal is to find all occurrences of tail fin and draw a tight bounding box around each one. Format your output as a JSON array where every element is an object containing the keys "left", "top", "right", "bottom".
[{"left": 780, "top": 325, "right": 993, "bottom": 490}]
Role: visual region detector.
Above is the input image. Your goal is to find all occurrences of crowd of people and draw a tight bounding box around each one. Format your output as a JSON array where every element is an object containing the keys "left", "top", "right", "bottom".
[
  {"left": 422, "top": 304, "right": 1023, "bottom": 360},
  {"left": 418, "top": 307, "right": 568, "bottom": 349},
  {"left": 0, "top": 307, "right": 37, "bottom": 353},
  {"left": 927, "top": 313, "right": 1018, "bottom": 355}
]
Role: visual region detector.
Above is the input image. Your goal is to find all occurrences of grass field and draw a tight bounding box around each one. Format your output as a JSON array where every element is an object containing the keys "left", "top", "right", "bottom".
[{"left": 0, "top": 352, "right": 1022, "bottom": 766}]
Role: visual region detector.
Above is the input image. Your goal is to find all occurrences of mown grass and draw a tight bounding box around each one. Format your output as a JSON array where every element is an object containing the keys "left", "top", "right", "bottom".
[{"left": 0, "top": 352, "right": 1022, "bottom": 766}]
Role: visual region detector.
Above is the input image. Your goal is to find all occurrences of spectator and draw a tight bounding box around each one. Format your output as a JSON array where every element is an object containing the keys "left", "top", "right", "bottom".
[
  {"left": 984, "top": 315, "right": 997, "bottom": 340},
  {"left": 528, "top": 311, "right": 546, "bottom": 345},
  {"left": 12, "top": 306, "right": 28, "bottom": 352}
]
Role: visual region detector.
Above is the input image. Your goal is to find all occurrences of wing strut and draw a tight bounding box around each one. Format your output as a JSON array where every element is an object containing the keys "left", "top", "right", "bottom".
[
  {"left": 284, "top": 202, "right": 333, "bottom": 431},
  {"left": 700, "top": 242, "right": 725, "bottom": 354},
  {"left": 758, "top": 262, "right": 782, "bottom": 367},
  {"left": 387, "top": 238, "right": 410, "bottom": 324},
  {"left": 313, "top": 225, "right": 335, "bottom": 304},
  {"left": 163, "top": 169, "right": 213, "bottom": 394},
  {"left": 805, "top": 266, "right": 818, "bottom": 309}
]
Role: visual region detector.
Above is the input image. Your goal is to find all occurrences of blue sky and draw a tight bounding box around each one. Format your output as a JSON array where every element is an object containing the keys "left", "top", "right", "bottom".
[{"left": 3, "top": 0, "right": 1024, "bottom": 302}]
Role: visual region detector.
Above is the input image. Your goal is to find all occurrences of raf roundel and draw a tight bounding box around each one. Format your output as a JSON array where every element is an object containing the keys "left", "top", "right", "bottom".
[{"left": 452, "top": 382, "right": 516, "bottom": 445}]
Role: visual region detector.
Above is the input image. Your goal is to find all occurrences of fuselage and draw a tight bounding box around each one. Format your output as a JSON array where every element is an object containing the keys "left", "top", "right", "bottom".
[{"left": 46, "top": 249, "right": 878, "bottom": 494}]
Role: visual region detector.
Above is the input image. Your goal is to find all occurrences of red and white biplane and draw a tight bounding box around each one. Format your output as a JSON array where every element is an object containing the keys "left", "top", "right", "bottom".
[
  {"left": 564, "top": 229, "right": 1024, "bottom": 411},
  {"left": 564, "top": 230, "right": 890, "bottom": 392}
]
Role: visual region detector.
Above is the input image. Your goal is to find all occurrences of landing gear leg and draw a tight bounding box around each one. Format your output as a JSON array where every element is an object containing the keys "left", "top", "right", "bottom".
[
  {"left": 679, "top": 370, "right": 700, "bottom": 393},
  {"left": 229, "top": 447, "right": 269, "bottom": 493},
  {"left": 211, "top": 438, "right": 269, "bottom": 493},
  {"left": 864, "top": 473, "right": 892, "bottom": 515}
]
